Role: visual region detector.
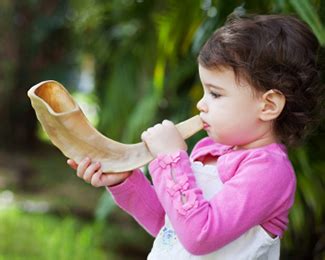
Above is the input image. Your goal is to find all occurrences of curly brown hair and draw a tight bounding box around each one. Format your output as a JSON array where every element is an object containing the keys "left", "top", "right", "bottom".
[{"left": 198, "top": 13, "right": 324, "bottom": 147}]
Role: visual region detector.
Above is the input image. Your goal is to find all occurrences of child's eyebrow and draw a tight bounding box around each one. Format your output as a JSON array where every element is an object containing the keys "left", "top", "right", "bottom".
[{"left": 204, "top": 83, "right": 224, "bottom": 91}]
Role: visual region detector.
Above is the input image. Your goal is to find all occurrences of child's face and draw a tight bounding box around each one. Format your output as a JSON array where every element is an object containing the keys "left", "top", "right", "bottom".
[{"left": 197, "top": 65, "right": 266, "bottom": 147}]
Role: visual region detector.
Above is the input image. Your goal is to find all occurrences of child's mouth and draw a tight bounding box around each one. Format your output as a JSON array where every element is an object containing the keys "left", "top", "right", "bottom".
[{"left": 203, "top": 122, "right": 210, "bottom": 129}]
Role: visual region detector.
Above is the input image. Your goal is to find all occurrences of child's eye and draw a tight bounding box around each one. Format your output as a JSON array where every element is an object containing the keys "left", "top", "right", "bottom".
[{"left": 210, "top": 92, "right": 221, "bottom": 98}]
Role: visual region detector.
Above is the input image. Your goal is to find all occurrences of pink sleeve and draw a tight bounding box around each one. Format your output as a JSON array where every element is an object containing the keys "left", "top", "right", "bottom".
[
  {"left": 149, "top": 150, "right": 295, "bottom": 255},
  {"left": 107, "top": 169, "right": 165, "bottom": 237}
]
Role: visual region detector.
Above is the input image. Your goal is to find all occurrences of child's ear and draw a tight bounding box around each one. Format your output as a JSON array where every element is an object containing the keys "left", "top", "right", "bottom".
[{"left": 259, "top": 89, "right": 286, "bottom": 121}]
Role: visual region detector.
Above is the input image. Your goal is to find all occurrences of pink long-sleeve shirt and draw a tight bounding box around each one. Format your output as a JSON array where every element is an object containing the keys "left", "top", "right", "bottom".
[{"left": 107, "top": 137, "right": 296, "bottom": 255}]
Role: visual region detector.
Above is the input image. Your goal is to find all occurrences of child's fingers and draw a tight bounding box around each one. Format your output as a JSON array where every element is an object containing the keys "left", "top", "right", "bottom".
[
  {"left": 90, "top": 170, "right": 103, "bottom": 187},
  {"left": 76, "top": 157, "right": 91, "bottom": 178},
  {"left": 83, "top": 162, "right": 101, "bottom": 183},
  {"left": 141, "top": 130, "right": 149, "bottom": 141},
  {"left": 67, "top": 159, "right": 78, "bottom": 170}
]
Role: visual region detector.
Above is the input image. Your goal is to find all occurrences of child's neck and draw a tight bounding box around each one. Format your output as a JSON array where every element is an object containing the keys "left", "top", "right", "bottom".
[{"left": 233, "top": 133, "right": 280, "bottom": 151}]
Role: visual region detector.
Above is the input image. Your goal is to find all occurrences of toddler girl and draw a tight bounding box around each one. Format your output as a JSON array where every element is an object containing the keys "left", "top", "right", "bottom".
[{"left": 68, "top": 13, "right": 323, "bottom": 259}]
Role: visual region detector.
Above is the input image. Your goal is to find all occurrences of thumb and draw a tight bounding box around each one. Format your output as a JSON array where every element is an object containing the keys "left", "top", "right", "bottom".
[{"left": 67, "top": 159, "right": 78, "bottom": 170}]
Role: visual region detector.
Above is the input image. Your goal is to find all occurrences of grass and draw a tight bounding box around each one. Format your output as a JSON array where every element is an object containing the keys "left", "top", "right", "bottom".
[
  {"left": 0, "top": 147, "right": 153, "bottom": 259},
  {"left": 0, "top": 206, "right": 153, "bottom": 259},
  {"left": 0, "top": 207, "right": 111, "bottom": 259}
]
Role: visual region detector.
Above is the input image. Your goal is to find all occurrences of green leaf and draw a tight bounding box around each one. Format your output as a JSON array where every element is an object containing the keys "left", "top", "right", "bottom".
[
  {"left": 289, "top": 0, "right": 325, "bottom": 45},
  {"left": 95, "top": 192, "right": 117, "bottom": 221},
  {"left": 122, "top": 93, "right": 160, "bottom": 142}
]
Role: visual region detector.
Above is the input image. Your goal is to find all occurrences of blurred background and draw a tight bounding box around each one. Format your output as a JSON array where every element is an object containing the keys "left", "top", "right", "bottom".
[{"left": 0, "top": 0, "right": 324, "bottom": 259}]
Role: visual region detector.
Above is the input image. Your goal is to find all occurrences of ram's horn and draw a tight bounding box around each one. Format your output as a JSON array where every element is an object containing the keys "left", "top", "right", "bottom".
[{"left": 27, "top": 80, "right": 203, "bottom": 173}]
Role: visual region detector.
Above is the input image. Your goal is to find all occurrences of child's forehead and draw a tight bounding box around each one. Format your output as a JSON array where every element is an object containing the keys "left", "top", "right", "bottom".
[
  {"left": 198, "top": 64, "right": 237, "bottom": 82},
  {"left": 199, "top": 64, "right": 228, "bottom": 74},
  {"left": 198, "top": 64, "right": 258, "bottom": 94}
]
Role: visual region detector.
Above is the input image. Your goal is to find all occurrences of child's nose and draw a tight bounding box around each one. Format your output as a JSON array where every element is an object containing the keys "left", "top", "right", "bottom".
[{"left": 196, "top": 98, "right": 207, "bottom": 112}]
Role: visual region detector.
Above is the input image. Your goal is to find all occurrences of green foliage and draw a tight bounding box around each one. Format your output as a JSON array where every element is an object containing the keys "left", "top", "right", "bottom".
[
  {"left": 284, "top": 145, "right": 325, "bottom": 258},
  {"left": 0, "top": 208, "right": 107, "bottom": 259},
  {"left": 95, "top": 190, "right": 116, "bottom": 221},
  {"left": 289, "top": 0, "right": 325, "bottom": 45}
]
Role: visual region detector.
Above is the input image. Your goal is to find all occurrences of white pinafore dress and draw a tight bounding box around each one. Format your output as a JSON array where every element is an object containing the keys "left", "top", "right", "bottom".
[{"left": 148, "top": 161, "right": 280, "bottom": 260}]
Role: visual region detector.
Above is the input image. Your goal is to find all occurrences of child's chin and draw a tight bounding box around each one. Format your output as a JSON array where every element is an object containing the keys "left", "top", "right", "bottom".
[
  {"left": 210, "top": 135, "right": 234, "bottom": 146},
  {"left": 208, "top": 134, "right": 221, "bottom": 142}
]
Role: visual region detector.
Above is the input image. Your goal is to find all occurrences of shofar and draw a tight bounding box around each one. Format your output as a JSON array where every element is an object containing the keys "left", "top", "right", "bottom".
[{"left": 27, "top": 80, "right": 203, "bottom": 173}]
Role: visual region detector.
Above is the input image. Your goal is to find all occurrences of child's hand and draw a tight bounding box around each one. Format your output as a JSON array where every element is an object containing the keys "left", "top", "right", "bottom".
[
  {"left": 67, "top": 158, "right": 131, "bottom": 187},
  {"left": 141, "top": 120, "right": 187, "bottom": 157}
]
